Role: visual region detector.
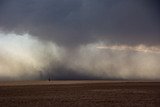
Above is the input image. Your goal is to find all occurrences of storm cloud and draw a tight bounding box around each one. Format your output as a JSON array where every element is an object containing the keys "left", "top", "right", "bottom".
[
  {"left": 0, "top": 0, "right": 160, "bottom": 80},
  {"left": 0, "top": 0, "right": 160, "bottom": 46}
]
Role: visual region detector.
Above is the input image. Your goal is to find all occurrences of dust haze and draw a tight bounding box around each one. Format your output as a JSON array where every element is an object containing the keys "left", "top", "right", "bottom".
[
  {"left": 0, "top": 33, "right": 160, "bottom": 80},
  {"left": 0, "top": 0, "right": 160, "bottom": 80}
]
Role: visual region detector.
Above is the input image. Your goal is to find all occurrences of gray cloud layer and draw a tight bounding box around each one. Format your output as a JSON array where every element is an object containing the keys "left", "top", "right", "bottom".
[
  {"left": 0, "top": 0, "right": 160, "bottom": 80},
  {"left": 0, "top": 0, "right": 160, "bottom": 46}
]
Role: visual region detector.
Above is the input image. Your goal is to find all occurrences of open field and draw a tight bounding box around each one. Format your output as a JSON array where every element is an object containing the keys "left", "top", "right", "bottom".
[{"left": 0, "top": 81, "right": 160, "bottom": 107}]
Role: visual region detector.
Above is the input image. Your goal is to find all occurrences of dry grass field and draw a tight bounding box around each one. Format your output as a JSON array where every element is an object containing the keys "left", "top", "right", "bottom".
[{"left": 0, "top": 81, "right": 160, "bottom": 107}]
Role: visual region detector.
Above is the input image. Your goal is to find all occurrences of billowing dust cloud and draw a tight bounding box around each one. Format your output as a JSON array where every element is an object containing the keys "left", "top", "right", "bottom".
[
  {"left": 0, "top": 32, "right": 160, "bottom": 80},
  {"left": 0, "top": 33, "right": 62, "bottom": 80}
]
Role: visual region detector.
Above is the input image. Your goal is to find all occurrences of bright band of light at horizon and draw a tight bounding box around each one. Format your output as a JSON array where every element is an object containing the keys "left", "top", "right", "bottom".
[{"left": 96, "top": 45, "right": 160, "bottom": 54}]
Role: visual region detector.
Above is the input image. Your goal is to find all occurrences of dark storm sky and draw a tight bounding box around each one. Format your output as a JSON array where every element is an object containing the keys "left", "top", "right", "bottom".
[
  {"left": 0, "top": 0, "right": 160, "bottom": 80},
  {"left": 0, "top": 0, "right": 160, "bottom": 46}
]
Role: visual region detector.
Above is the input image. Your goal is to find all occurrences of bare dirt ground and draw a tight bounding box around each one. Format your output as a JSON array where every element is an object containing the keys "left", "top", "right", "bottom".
[{"left": 0, "top": 81, "right": 160, "bottom": 107}]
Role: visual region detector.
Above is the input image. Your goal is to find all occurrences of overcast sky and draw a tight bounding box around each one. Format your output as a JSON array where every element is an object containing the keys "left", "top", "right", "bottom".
[
  {"left": 0, "top": 0, "right": 160, "bottom": 46},
  {"left": 0, "top": 0, "right": 160, "bottom": 80}
]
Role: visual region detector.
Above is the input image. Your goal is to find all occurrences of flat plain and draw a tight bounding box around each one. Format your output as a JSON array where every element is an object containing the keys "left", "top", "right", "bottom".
[{"left": 0, "top": 81, "right": 160, "bottom": 107}]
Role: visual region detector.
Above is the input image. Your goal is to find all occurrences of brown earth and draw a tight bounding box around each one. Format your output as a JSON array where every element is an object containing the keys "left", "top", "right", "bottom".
[{"left": 0, "top": 81, "right": 160, "bottom": 107}]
